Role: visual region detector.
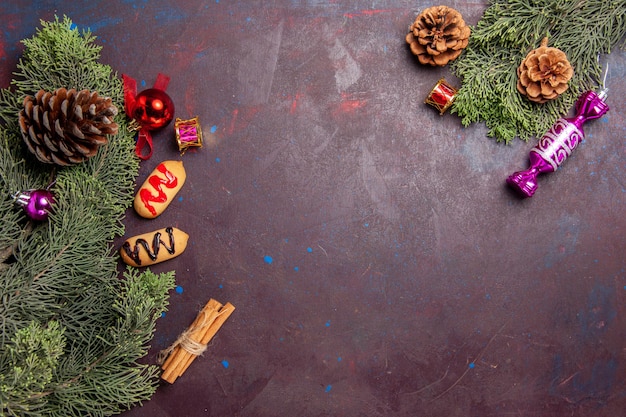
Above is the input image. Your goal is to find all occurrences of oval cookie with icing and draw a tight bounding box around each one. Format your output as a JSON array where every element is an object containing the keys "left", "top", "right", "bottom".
[
  {"left": 120, "top": 226, "right": 189, "bottom": 267},
  {"left": 134, "top": 160, "right": 186, "bottom": 218}
]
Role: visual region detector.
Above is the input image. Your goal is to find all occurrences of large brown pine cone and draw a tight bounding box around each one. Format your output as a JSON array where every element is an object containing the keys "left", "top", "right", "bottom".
[
  {"left": 18, "top": 88, "right": 119, "bottom": 166},
  {"left": 517, "top": 37, "right": 573, "bottom": 103},
  {"left": 406, "top": 5, "right": 471, "bottom": 66}
]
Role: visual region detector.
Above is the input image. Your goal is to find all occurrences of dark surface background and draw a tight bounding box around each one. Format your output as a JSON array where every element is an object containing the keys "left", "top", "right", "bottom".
[{"left": 2, "top": 1, "right": 626, "bottom": 416}]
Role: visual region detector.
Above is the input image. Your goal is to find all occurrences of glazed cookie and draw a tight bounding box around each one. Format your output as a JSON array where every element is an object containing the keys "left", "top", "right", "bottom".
[
  {"left": 134, "top": 160, "right": 186, "bottom": 218},
  {"left": 120, "top": 226, "right": 189, "bottom": 267}
]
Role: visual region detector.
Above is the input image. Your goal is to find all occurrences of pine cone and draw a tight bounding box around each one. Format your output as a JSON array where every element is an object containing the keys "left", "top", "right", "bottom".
[
  {"left": 406, "top": 5, "right": 471, "bottom": 66},
  {"left": 517, "top": 37, "right": 573, "bottom": 103},
  {"left": 18, "top": 88, "right": 119, "bottom": 166}
]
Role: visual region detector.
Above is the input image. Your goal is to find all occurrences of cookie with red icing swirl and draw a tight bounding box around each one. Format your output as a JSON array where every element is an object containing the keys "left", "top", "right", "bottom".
[{"left": 134, "top": 160, "right": 186, "bottom": 218}]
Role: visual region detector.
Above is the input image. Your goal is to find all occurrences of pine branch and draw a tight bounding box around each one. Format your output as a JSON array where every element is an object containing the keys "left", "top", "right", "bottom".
[
  {"left": 12, "top": 16, "right": 119, "bottom": 100},
  {"left": 451, "top": 0, "right": 626, "bottom": 143},
  {"left": 0, "top": 16, "right": 175, "bottom": 417}
]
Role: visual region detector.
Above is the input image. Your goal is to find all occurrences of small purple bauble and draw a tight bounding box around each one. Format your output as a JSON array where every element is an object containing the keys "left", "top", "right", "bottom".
[{"left": 14, "top": 189, "right": 55, "bottom": 221}]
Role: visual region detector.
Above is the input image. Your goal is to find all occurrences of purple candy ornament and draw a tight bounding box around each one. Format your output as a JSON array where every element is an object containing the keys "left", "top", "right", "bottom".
[
  {"left": 507, "top": 89, "right": 609, "bottom": 197},
  {"left": 14, "top": 189, "right": 55, "bottom": 221}
]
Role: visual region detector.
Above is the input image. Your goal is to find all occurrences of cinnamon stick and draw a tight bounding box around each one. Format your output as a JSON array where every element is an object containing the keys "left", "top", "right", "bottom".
[
  {"left": 161, "top": 299, "right": 221, "bottom": 373},
  {"left": 162, "top": 304, "right": 221, "bottom": 381},
  {"left": 160, "top": 299, "right": 235, "bottom": 384},
  {"left": 161, "top": 300, "right": 214, "bottom": 371},
  {"left": 179, "top": 302, "right": 235, "bottom": 375}
]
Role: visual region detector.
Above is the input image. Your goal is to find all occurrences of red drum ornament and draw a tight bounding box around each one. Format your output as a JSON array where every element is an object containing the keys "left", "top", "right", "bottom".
[
  {"left": 175, "top": 116, "right": 203, "bottom": 155},
  {"left": 425, "top": 78, "right": 458, "bottom": 115}
]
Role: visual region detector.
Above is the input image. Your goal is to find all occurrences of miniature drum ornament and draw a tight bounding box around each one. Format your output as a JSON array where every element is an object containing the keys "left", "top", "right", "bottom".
[
  {"left": 425, "top": 78, "right": 458, "bottom": 115},
  {"left": 175, "top": 116, "right": 203, "bottom": 154}
]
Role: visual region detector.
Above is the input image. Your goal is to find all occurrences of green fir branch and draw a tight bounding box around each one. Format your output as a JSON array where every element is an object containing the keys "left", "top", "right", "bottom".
[
  {"left": 0, "top": 16, "right": 175, "bottom": 417},
  {"left": 14, "top": 16, "right": 119, "bottom": 100},
  {"left": 451, "top": 0, "right": 626, "bottom": 143}
]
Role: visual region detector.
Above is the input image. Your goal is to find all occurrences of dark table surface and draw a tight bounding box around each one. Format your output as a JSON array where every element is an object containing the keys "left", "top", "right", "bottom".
[{"left": 2, "top": 1, "right": 626, "bottom": 416}]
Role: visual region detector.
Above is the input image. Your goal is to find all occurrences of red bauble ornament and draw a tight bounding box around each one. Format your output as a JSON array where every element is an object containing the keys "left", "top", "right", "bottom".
[
  {"left": 122, "top": 73, "right": 173, "bottom": 160},
  {"left": 132, "top": 88, "right": 175, "bottom": 130},
  {"left": 14, "top": 189, "right": 55, "bottom": 221}
]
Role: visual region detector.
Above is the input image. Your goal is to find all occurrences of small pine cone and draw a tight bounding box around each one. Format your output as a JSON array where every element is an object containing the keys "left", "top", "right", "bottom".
[
  {"left": 406, "top": 5, "right": 471, "bottom": 66},
  {"left": 18, "top": 88, "right": 119, "bottom": 166},
  {"left": 517, "top": 37, "right": 573, "bottom": 103}
]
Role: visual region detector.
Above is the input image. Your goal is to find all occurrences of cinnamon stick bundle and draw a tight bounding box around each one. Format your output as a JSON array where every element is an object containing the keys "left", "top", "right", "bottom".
[{"left": 159, "top": 298, "right": 235, "bottom": 384}]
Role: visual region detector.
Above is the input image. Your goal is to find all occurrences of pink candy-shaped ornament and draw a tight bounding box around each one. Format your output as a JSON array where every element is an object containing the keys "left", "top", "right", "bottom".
[{"left": 507, "top": 89, "right": 609, "bottom": 197}]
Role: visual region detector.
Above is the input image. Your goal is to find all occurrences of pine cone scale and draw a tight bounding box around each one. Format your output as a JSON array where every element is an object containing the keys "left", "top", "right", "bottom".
[
  {"left": 19, "top": 87, "right": 119, "bottom": 165},
  {"left": 36, "top": 146, "right": 51, "bottom": 163},
  {"left": 58, "top": 140, "right": 73, "bottom": 156},
  {"left": 43, "top": 133, "right": 59, "bottom": 152},
  {"left": 42, "top": 110, "right": 52, "bottom": 132},
  {"left": 26, "top": 125, "right": 43, "bottom": 146},
  {"left": 73, "top": 104, "right": 83, "bottom": 120}
]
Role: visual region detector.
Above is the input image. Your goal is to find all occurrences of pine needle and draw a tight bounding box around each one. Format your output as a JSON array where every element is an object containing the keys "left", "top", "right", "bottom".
[
  {"left": 0, "top": 16, "right": 175, "bottom": 417},
  {"left": 451, "top": 0, "right": 626, "bottom": 143}
]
